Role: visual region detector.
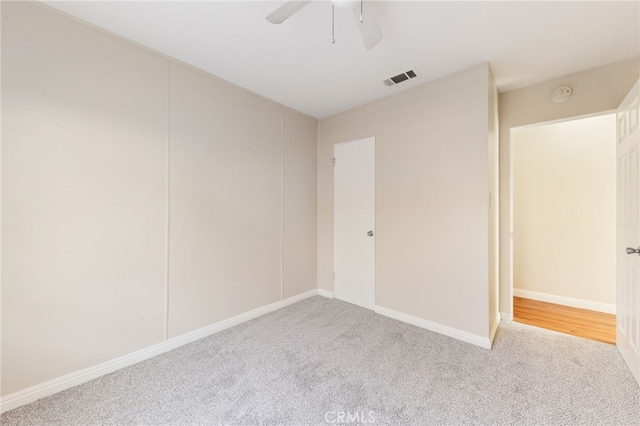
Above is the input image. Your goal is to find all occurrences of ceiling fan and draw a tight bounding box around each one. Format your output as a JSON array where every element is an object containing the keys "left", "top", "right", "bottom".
[{"left": 265, "top": 0, "right": 383, "bottom": 50}]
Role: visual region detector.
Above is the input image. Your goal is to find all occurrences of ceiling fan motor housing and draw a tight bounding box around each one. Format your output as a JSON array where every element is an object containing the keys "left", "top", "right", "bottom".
[{"left": 331, "top": 0, "right": 360, "bottom": 9}]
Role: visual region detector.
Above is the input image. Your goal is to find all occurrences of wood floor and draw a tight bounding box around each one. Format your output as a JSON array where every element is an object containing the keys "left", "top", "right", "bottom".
[{"left": 513, "top": 297, "right": 616, "bottom": 344}]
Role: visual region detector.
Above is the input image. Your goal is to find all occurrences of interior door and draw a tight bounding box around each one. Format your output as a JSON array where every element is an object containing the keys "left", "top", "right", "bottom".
[
  {"left": 617, "top": 80, "right": 640, "bottom": 385},
  {"left": 334, "top": 137, "right": 375, "bottom": 310}
]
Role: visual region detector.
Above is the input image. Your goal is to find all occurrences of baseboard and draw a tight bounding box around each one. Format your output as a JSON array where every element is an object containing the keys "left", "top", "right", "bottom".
[
  {"left": 489, "top": 311, "right": 501, "bottom": 348},
  {"left": 500, "top": 312, "right": 513, "bottom": 321},
  {"left": 374, "top": 305, "right": 491, "bottom": 349},
  {"left": 0, "top": 289, "right": 317, "bottom": 414},
  {"left": 513, "top": 289, "right": 616, "bottom": 314},
  {"left": 317, "top": 288, "right": 334, "bottom": 299}
]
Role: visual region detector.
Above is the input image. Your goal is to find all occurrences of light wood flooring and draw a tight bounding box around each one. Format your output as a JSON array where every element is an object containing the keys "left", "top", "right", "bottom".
[{"left": 513, "top": 297, "right": 616, "bottom": 344}]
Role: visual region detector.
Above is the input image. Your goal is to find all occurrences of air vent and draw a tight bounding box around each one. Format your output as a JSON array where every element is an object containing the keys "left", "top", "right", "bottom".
[{"left": 383, "top": 69, "right": 420, "bottom": 87}]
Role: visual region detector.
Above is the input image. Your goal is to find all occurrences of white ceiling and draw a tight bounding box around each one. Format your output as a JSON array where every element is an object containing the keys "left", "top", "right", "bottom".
[{"left": 44, "top": 1, "right": 639, "bottom": 119}]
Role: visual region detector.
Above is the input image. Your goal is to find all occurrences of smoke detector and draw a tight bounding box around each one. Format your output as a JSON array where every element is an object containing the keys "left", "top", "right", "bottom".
[
  {"left": 383, "top": 69, "right": 420, "bottom": 87},
  {"left": 552, "top": 85, "right": 572, "bottom": 102}
]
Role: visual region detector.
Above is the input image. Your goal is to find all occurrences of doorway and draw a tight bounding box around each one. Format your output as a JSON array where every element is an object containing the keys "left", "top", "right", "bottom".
[
  {"left": 333, "top": 137, "right": 375, "bottom": 310},
  {"left": 510, "top": 113, "right": 617, "bottom": 343}
]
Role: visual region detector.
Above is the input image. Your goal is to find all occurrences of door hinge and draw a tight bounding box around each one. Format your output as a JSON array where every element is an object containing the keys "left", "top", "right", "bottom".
[{"left": 331, "top": 157, "right": 336, "bottom": 167}]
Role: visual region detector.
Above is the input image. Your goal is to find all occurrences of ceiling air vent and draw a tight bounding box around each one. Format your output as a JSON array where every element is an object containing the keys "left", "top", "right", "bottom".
[{"left": 383, "top": 69, "right": 420, "bottom": 87}]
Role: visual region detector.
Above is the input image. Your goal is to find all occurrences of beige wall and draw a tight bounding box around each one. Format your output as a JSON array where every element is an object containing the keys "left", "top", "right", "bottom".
[
  {"left": 1, "top": 1, "right": 317, "bottom": 396},
  {"left": 319, "top": 64, "right": 494, "bottom": 340},
  {"left": 167, "top": 62, "right": 283, "bottom": 337},
  {"left": 499, "top": 58, "right": 639, "bottom": 316},
  {"left": 2, "top": 0, "right": 168, "bottom": 396},
  {"left": 283, "top": 108, "right": 318, "bottom": 299},
  {"left": 513, "top": 114, "right": 616, "bottom": 306}
]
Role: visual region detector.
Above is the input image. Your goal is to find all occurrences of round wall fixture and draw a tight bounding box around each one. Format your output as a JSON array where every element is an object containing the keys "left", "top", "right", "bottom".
[{"left": 552, "top": 85, "right": 573, "bottom": 103}]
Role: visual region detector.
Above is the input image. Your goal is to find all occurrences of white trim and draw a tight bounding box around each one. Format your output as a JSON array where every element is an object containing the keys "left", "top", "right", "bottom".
[
  {"left": 489, "top": 311, "right": 501, "bottom": 348},
  {"left": 317, "top": 288, "right": 334, "bottom": 299},
  {"left": 513, "top": 288, "right": 616, "bottom": 314},
  {"left": 508, "top": 127, "right": 515, "bottom": 321},
  {"left": 0, "top": 289, "right": 317, "bottom": 414},
  {"left": 500, "top": 312, "right": 513, "bottom": 321},
  {"left": 374, "top": 305, "right": 491, "bottom": 349}
]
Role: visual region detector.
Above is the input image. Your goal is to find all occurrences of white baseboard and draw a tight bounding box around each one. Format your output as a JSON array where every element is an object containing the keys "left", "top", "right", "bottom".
[
  {"left": 374, "top": 305, "right": 491, "bottom": 349},
  {"left": 513, "top": 288, "right": 616, "bottom": 314},
  {"left": 317, "top": 288, "right": 334, "bottom": 299},
  {"left": 500, "top": 312, "right": 513, "bottom": 321},
  {"left": 0, "top": 289, "right": 317, "bottom": 414}
]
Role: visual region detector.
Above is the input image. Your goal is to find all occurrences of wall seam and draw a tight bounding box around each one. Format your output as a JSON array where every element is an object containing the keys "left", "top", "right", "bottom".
[
  {"left": 280, "top": 107, "right": 285, "bottom": 301},
  {"left": 0, "top": 0, "right": 3, "bottom": 377},
  {"left": 316, "top": 121, "right": 321, "bottom": 290},
  {"left": 164, "top": 60, "right": 171, "bottom": 340}
]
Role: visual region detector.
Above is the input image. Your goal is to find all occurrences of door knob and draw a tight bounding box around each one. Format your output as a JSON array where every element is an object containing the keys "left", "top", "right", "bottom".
[
  {"left": 626, "top": 247, "right": 640, "bottom": 255},
  {"left": 367, "top": 230, "right": 374, "bottom": 237}
]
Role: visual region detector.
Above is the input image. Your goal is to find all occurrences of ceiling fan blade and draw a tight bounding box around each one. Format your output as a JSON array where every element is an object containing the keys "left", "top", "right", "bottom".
[
  {"left": 266, "top": 1, "right": 313, "bottom": 24},
  {"left": 353, "top": 0, "right": 383, "bottom": 50}
]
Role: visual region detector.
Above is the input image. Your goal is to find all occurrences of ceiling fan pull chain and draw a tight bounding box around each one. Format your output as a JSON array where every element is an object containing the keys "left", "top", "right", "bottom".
[
  {"left": 331, "top": 4, "right": 336, "bottom": 44},
  {"left": 265, "top": 0, "right": 381, "bottom": 50}
]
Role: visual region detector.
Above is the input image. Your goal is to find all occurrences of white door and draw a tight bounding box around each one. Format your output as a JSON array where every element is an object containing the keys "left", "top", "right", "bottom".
[
  {"left": 617, "top": 80, "right": 640, "bottom": 385},
  {"left": 334, "top": 137, "right": 375, "bottom": 310}
]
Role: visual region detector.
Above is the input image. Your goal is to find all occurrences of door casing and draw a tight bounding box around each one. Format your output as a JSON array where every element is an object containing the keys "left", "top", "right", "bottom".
[{"left": 333, "top": 136, "right": 376, "bottom": 310}]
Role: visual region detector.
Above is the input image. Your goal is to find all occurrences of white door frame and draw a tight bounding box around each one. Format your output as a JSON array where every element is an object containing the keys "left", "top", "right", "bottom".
[
  {"left": 507, "top": 110, "right": 616, "bottom": 319},
  {"left": 616, "top": 81, "right": 640, "bottom": 385}
]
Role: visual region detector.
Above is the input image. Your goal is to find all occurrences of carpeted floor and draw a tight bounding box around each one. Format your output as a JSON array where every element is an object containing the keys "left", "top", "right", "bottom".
[{"left": 2, "top": 296, "right": 639, "bottom": 425}]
